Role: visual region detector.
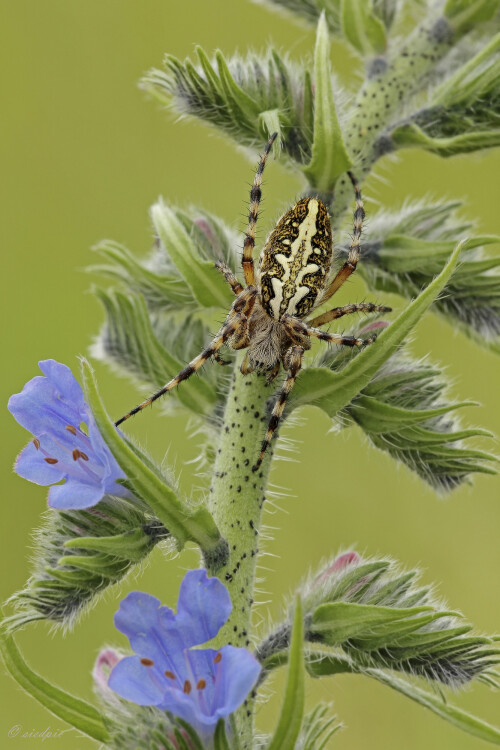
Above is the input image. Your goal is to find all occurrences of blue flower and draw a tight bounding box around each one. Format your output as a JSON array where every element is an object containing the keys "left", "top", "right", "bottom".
[
  {"left": 108, "top": 570, "right": 261, "bottom": 735},
  {"left": 8, "top": 359, "right": 127, "bottom": 509}
]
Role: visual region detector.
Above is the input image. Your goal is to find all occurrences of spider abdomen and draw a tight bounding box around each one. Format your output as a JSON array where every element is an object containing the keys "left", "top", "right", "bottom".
[{"left": 258, "top": 197, "right": 332, "bottom": 320}]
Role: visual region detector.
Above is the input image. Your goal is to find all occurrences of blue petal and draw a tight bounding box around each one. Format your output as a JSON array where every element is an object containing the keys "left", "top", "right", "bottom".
[
  {"left": 209, "top": 645, "right": 261, "bottom": 719},
  {"left": 38, "top": 359, "right": 86, "bottom": 407},
  {"left": 108, "top": 655, "right": 166, "bottom": 706},
  {"left": 114, "top": 592, "right": 184, "bottom": 673},
  {"left": 173, "top": 570, "right": 232, "bottom": 647},
  {"left": 15, "top": 442, "right": 65, "bottom": 485},
  {"left": 8, "top": 379, "right": 83, "bottom": 436},
  {"left": 48, "top": 480, "right": 104, "bottom": 509}
]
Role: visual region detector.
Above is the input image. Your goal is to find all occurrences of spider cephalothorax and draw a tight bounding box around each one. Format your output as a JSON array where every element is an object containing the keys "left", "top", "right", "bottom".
[{"left": 115, "top": 133, "right": 391, "bottom": 469}]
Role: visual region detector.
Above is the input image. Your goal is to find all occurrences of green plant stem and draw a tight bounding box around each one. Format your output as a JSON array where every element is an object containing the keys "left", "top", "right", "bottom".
[
  {"left": 332, "top": 13, "right": 454, "bottom": 220},
  {"left": 204, "top": 354, "right": 275, "bottom": 748}
]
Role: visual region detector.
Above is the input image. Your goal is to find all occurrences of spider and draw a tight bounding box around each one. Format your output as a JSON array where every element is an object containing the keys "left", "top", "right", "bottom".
[{"left": 115, "top": 133, "right": 391, "bottom": 471}]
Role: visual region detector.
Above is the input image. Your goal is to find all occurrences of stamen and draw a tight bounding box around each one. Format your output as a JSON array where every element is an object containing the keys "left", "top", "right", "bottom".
[
  {"left": 33, "top": 438, "right": 40, "bottom": 450},
  {"left": 140, "top": 658, "right": 155, "bottom": 667},
  {"left": 196, "top": 679, "right": 206, "bottom": 690},
  {"left": 165, "top": 670, "right": 176, "bottom": 680},
  {"left": 44, "top": 457, "right": 58, "bottom": 464},
  {"left": 65, "top": 425, "right": 77, "bottom": 435},
  {"left": 72, "top": 449, "right": 81, "bottom": 461},
  {"left": 214, "top": 652, "right": 222, "bottom": 664},
  {"left": 79, "top": 452, "right": 89, "bottom": 461},
  {"left": 183, "top": 680, "right": 192, "bottom": 694}
]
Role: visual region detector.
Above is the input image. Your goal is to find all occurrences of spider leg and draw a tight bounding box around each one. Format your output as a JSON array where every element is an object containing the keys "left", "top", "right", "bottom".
[
  {"left": 305, "top": 324, "right": 378, "bottom": 348},
  {"left": 320, "top": 171, "right": 365, "bottom": 305},
  {"left": 307, "top": 302, "right": 391, "bottom": 328},
  {"left": 213, "top": 351, "right": 231, "bottom": 366},
  {"left": 252, "top": 345, "right": 304, "bottom": 472},
  {"left": 240, "top": 352, "right": 255, "bottom": 375},
  {"left": 115, "top": 288, "right": 256, "bottom": 427},
  {"left": 242, "top": 132, "right": 278, "bottom": 286},
  {"left": 214, "top": 260, "right": 244, "bottom": 296}
]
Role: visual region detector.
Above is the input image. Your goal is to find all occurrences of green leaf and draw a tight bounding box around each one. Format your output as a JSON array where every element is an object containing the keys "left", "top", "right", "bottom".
[
  {"left": 444, "top": 0, "right": 500, "bottom": 36},
  {"left": 81, "top": 359, "right": 225, "bottom": 557},
  {"left": 0, "top": 608, "right": 109, "bottom": 742},
  {"left": 89, "top": 240, "right": 193, "bottom": 310},
  {"left": 341, "top": 0, "right": 387, "bottom": 56},
  {"left": 151, "top": 200, "right": 232, "bottom": 309},
  {"left": 303, "top": 13, "right": 352, "bottom": 191},
  {"left": 267, "top": 597, "right": 305, "bottom": 750},
  {"left": 368, "top": 668, "right": 500, "bottom": 745},
  {"left": 292, "top": 240, "right": 462, "bottom": 415},
  {"left": 391, "top": 123, "right": 500, "bottom": 157},
  {"left": 93, "top": 288, "right": 217, "bottom": 416}
]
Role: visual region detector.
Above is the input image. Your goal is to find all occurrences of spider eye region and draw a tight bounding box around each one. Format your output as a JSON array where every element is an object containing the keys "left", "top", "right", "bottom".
[{"left": 258, "top": 198, "right": 332, "bottom": 320}]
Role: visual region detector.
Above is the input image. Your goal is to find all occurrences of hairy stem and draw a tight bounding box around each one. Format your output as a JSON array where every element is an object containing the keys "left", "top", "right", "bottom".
[
  {"left": 204, "top": 354, "right": 275, "bottom": 747},
  {"left": 333, "top": 14, "right": 454, "bottom": 220}
]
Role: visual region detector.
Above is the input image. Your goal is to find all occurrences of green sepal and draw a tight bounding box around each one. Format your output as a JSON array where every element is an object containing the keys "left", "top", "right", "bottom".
[
  {"left": 391, "top": 122, "right": 500, "bottom": 157},
  {"left": 215, "top": 50, "right": 261, "bottom": 127},
  {"left": 444, "top": 0, "right": 500, "bottom": 36},
  {"left": 213, "top": 719, "right": 231, "bottom": 750},
  {"left": 311, "top": 601, "right": 440, "bottom": 645},
  {"left": 89, "top": 240, "right": 192, "bottom": 310},
  {"left": 303, "top": 14, "right": 352, "bottom": 192},
  {"left": 349, "top": 395, "right": 477, "bottom": 433},
  {"left": 341, "top": 0, "right": 387, "bottom": 56},
  {"left": 292, "top": 240, "right": 462, "bottom": 414},
  {"left": 267, "top": 597, "right": 305, "bottom": 750},
  {"left": 93, "top": 287, "right": 217, "bottom": 416},
  {"left": 64, "top": 527, "right": 154, "bottom": 562},
  {"left": 0, "top": 608, "right": 109, "bottom": 742},
  {"left": 151, "top": 200, "right": 232, "bottom": 309},
  {"left": 80, "top": 359, "right": 225, "bottom": 557}
]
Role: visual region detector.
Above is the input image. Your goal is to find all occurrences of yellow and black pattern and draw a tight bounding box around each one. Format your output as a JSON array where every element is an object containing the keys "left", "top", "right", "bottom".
[
  {"left": 114, "top": 135, "right": 389, "bottom": 470},
  {"left": 258, "top": 197, "right": 332, "bottom": 320}
]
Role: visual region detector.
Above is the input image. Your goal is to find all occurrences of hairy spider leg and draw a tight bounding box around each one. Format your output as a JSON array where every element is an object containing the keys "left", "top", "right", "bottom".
[
  {"left": 242, "top": 132, "right": 278, "bottom": 286},
  {"left": 252, "top": 345, "right": 305, "bottom": 471},
  {"left": 320, "top": 171, "right": 365, "bottom": 305},
  {"left": 305, "top": 324, "right": 378, "bottom": 347},
  {"left": 307, "top": 302, "right": 392, "bottom": 328},
  {"left": 115, "top": 288, "right": 257, "bottom": 427},
  {"left": 214, "top": 260, "right": 244, "bottom": 295}
]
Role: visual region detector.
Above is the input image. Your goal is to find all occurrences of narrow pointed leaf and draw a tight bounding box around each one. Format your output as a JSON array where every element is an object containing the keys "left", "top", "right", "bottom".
[
  {"left": 80, "top": 359, "right": 225, "bottom": 557},
  {"left": 151, "top": 200, "right": 232, "bottom": 309},
  {"left": 303, "top": 14, "right": 352, "bottom": 191},
  {"left": 341, "top": 0, "right": 387, "bottom": 56},
  {"left": 267, "top": 598, "right": 305, "bottom": 750},
  {"left": 292, "top": 241, "right": 463, "bottom": 414},
  {"left": 0, "top": 609, "right": 109, "bottom": 742},
  {"left": 368, "top": 668, "right": 500, "bottom": 745}
]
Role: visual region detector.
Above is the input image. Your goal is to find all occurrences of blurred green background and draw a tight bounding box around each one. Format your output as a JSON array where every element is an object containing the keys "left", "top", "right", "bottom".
[{"left": 1, "top": 2, "right": 499, "bottom": 748}]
